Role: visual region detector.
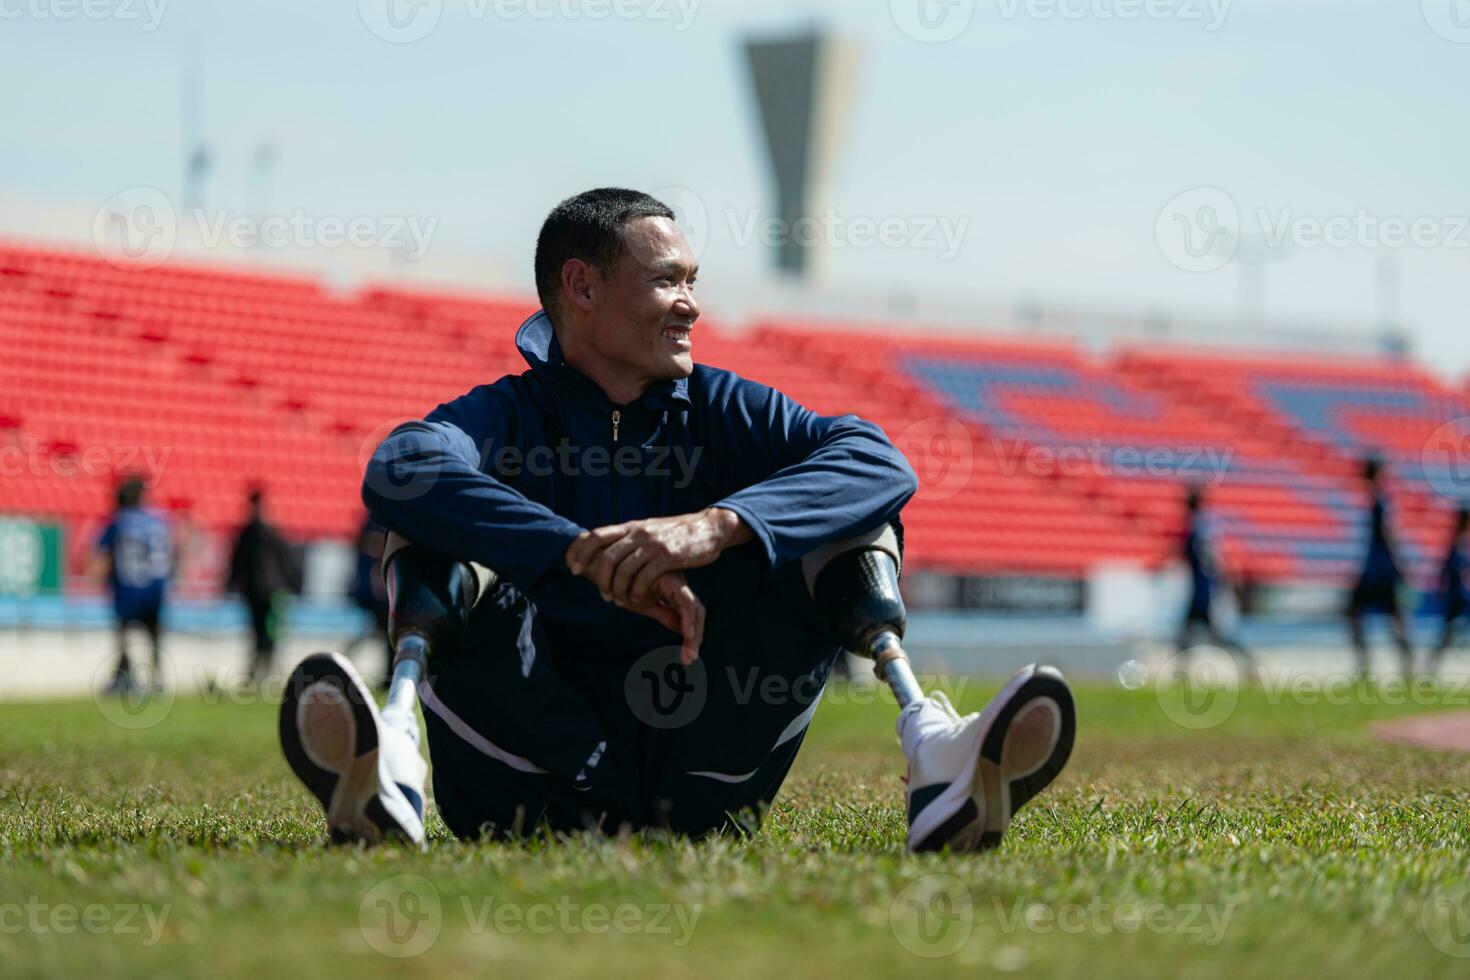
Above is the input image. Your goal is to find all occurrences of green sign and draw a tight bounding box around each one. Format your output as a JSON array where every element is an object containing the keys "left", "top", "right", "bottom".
[{"left": 0, "top": 518, "right": 63, "bottom": 596}]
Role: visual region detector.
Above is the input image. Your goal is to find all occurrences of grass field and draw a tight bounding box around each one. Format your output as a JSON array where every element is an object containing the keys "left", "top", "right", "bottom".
[{"left": 5, "top": 675, "right": 1470, "bottom": 978}]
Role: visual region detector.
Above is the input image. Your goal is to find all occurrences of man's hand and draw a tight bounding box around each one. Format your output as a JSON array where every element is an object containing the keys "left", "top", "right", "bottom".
[
  {"left": 609, "top": 571, "right": 706, "bottom": 665},
  {"left": 565, "top": 507, "right": 753, "bottom": 605}
]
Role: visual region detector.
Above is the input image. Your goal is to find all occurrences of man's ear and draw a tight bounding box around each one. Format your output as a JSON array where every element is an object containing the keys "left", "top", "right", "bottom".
[{"left": 561, "top": 258, "right": 598, "bottom": 315}]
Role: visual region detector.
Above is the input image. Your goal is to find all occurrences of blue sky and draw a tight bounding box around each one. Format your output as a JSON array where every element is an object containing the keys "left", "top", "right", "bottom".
[{"left": 3, "top": 0, "right": 1468, "bottom": 372}]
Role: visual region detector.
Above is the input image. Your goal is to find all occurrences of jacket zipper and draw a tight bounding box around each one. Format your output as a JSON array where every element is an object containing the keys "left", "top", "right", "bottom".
[{"left": 609, "top": 410, "right": 621, "bottom": 529}]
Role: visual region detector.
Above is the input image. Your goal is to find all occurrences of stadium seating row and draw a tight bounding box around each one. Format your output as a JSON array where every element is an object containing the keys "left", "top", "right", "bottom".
[{"left": 2, "top": 239, "right": 1466, "bottom": 589}]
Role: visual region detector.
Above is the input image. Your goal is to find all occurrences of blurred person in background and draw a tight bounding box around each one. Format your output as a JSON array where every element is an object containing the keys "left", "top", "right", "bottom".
[
  {"left": 1346, "top": 457, "right": 1415, "bottom": 680},
  {"left": 225, "top": 487, "right": 301, "bottom": 685},
  {"left": 92, "top": 475, "right": 173, "bottom": 694},
  {"left": 1175, "top": 485, "right": 1256, "bottom": 677},
  {"left": 348, "top": 512, "right": 393, "bottom": 689},
  {"left": 1428, "top": 506, "right": 1470, "bottom": 677}
]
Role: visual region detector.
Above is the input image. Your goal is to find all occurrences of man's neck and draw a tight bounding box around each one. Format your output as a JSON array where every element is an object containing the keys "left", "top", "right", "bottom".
[{"left": 556, "top": 327, "right": 650, "bottom": 406}]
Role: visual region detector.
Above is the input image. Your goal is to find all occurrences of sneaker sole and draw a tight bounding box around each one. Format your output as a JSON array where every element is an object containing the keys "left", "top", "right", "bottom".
[
  {"left": 912, "top": 665, "right": 1076, "bottom": 853},
  {"left": 278, "top": 652, "right": 421, "bottom": 845}
]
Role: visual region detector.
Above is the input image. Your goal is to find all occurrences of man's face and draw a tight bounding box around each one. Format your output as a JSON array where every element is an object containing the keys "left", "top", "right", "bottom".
[{"left": 582, "top": 215, "right": 700, "bottom": 386}]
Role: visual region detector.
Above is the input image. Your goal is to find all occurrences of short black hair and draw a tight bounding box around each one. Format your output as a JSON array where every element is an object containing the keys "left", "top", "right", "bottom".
[
  {"left": 116, "top": 476, "right": 145, "bottom": 509},
  {"left": 1457, "top": 507, "right": 1470, "bottom": 534},
  {"left": 1363, "top": 455, "right": 1383, "bottom": 483},
  {"left": 533, "top": 188, "right": 675, "bottom": 322}
]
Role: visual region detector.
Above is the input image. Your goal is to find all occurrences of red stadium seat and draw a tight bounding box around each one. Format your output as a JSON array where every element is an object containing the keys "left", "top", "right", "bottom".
[{"left": 3, "top": 238, "right": 1464, "bottom": 587}]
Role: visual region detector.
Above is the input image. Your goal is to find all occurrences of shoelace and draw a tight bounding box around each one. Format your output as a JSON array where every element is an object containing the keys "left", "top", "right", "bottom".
[{"left": 927, "top": 689, "right": 962, "bottom": 722}]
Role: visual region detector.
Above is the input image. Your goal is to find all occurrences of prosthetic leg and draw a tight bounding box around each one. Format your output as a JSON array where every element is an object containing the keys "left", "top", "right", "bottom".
[
  {"left": 379, "top": 533, "right": 497, "bottom": 735},
  {"left": 278, "top": 535, "right": 493, "bottom": 845},
  {"left": 805, "top": 522, "right": 1077, "bottom": 852},
  {"left": 801, "top": 523, "right": 923, "bottom": 707}
]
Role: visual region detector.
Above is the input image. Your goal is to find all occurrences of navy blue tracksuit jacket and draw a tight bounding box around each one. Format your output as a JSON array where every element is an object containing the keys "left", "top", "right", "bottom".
[{"left": 362, "top": 310, "right": 917, "bottom": 837}]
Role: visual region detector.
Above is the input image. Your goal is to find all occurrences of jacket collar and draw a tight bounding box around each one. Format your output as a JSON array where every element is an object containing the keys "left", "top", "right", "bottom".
[{"left": 515, "top": 309, "right": 690, "bottom": 413}]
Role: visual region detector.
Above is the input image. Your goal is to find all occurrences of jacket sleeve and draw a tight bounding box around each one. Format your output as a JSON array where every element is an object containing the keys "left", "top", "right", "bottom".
[
  {"left": 361, "top": 384, "right": 585, "bottom": 589},
  {"left": 709, "top": 376, "right": 918, "bottom": 569}
]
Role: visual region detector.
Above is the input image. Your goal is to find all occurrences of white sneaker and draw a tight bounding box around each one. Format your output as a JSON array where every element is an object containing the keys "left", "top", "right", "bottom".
[
  {"left": 279, "top": 652, "right": 427, "bottom": 846},
  {"left": 900, "top": 664, "right": 1075, "bottom": 853}
]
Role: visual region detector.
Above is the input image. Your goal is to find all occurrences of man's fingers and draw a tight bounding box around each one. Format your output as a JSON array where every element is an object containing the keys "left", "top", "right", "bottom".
[
  {"left": 608, "top": 574, "right": 705, "bottom": 663},
  {"left": 567, "top": 531, "right": 610, "bottom": 576},
  {"left": 565, "top": 531, "right": 594, "bottom": 575},
  {"left": 567, "top": 538, "right": 605, "bottom": 578},
  {"left": 607, "top": 587, "right": 680, "bottom": 633},
  {"left": 629, "top": 554, "right": 674, "bottom": 603},
  {"left": 609, "top": 546, "right": 653, "bottom": 603},
  {"left": 565, "top": 523, "right": 632, "bottom": 574},
  {"left": 695, "top": 589, "right": 705, "bottom": 654},
  {"left": 661, "top": 578, "right": 704, "bottom": 664},
  {"left": 641, "top": 600, "right": 682, "bottom": 635},
  {"left": 685, "top": 589, "right": 706, "bottom": 666},
  {"left": 586, "top": 534, "right": 640, "bottom": 595}
]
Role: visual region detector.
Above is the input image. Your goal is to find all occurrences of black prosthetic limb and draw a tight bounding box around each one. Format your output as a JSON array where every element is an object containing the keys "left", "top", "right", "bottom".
[
  {"left": 380, "top": 534, "right": 496, "bottom": 723},
  {"left": 806, "top": 524, "right": 924, "bottom": 708}
]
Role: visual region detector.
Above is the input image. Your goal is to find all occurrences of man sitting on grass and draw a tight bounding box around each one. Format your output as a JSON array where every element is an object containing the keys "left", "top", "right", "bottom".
[{"left": 278, "top": 188, "right": 1075, "bottom": 851}]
